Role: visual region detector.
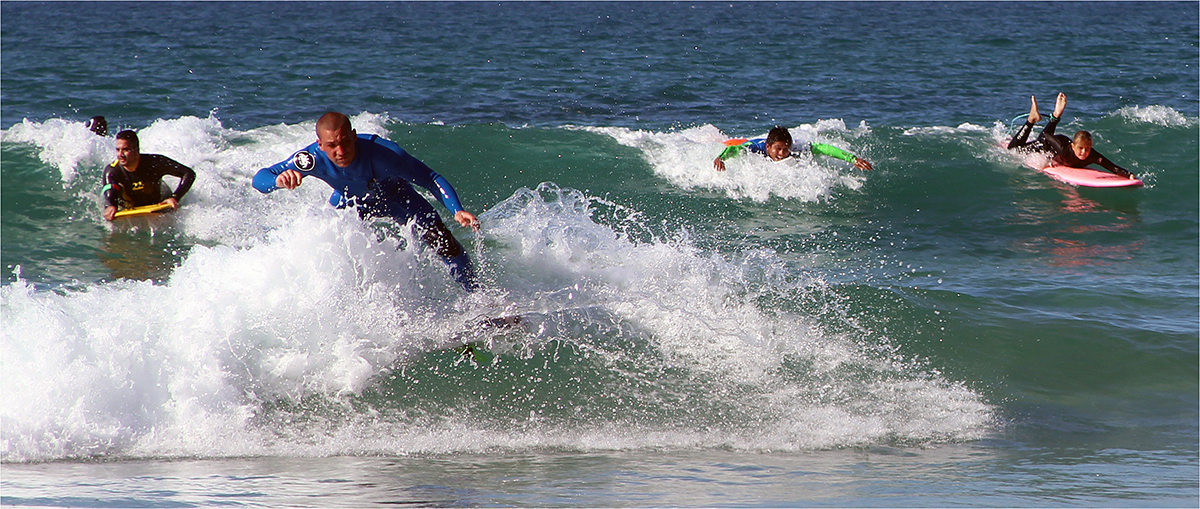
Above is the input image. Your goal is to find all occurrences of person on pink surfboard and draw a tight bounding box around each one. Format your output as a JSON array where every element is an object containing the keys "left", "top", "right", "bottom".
[{"left": 1007, "top": 92, "right": 1137, "bottom": 180}]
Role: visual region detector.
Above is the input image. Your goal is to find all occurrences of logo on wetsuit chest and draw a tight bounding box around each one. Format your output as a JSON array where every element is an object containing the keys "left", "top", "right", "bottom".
[{"left": 293, "top": 151, "right": 316, "bottom": 171}]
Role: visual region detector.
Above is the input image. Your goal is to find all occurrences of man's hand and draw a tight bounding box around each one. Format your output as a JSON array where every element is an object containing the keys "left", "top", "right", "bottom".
[
  {"left": 455, "top": 210, "right": 480, "bottom": 232},
  {"left": 854, "top": 158, "right": 873, "bottom": 171},
  {"left": 103, "top": 205, "right": 116, "bottom": 221},
  {"left": 162, "top": 197, "right": 180, "bottom": 209},
  {"left": 713, "top": 157, "right": 727, "bottom": 171},
  {"left": 275, "top": 169, "right": 304, "bottom": 190}
]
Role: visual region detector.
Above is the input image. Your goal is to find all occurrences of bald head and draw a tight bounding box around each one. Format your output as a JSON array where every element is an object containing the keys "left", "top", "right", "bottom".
[
  {"left": 316, "top": 112, "right": 357, "bottom": 167},
  {"left": 317, "top": 112, "right": 352, "bottom": 135}
]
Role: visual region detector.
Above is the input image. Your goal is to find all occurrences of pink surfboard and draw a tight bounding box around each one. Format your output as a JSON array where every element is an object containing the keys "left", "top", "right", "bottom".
[{"left": 1039, "top": 164, "right": 1143, "bottom": 188}]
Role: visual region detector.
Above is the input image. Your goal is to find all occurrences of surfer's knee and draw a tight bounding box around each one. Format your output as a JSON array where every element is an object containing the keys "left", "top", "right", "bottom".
[{"left": 418, "top": 220, "right": 476, "bottom": 291}]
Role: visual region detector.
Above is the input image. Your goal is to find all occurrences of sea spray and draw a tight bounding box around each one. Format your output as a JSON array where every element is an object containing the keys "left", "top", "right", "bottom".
[
  {"left": 588, "top": 121, "right": 870, "bottom": 202},
  {"left": 2, "top": 175, "right": 994, "bottom": 461}
]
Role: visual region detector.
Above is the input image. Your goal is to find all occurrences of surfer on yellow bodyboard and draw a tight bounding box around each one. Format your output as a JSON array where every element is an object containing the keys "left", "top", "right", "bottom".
[{"left": 97, "top": 125, "right": 196, "bottom": 221}]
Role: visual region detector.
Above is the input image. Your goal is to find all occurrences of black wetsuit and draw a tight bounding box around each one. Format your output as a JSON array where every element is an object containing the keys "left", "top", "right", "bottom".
[
  {"left": 102, "top": 154, "right": 197, "bottom": 208},
  {"left": 1008, "top": 116, "right": 1132, "bottom": 178}
]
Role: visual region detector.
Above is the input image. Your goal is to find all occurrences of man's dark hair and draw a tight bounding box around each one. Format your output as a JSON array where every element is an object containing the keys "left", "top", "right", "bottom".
[
  {"left": 115, "top": 130, "right": 139, "bottom": 148},
  {"left": 766, "top": 126, "right": 793, "bottom": 147}
]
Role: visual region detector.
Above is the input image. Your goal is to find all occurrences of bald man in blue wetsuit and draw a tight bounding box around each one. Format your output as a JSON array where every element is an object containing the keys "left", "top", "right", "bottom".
[{"left": 253, "top": 112, "right": 480, "bottom": 292}]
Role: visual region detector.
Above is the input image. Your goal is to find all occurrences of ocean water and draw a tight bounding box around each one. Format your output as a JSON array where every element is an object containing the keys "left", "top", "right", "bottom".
[{"left": 2, "top": 2, "right": 1197, "bottom": 506}]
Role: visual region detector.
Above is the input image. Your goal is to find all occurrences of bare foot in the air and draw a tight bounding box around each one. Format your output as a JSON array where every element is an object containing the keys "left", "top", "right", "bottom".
[{"left": 1053, "top": 92, "right": 1066, "bottom": 119}]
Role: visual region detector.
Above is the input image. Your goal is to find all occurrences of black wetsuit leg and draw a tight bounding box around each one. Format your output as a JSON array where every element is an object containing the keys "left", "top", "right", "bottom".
[
  {"left": 1007, "top": 121, "right": 1039, "bottom": 150},
  {"left": 419, "top": 218, "right": 465, "bottom": 260},
  {"left": 1008, "top": 116, "right": 1064, "bottom": 153},
  {"left": 356, "top": 184, "right": 481, "bottom": 293},
  {"left": 365, "top": 204, "right": 478, "bottom": 292},
  {"left": 420, "top": 219, "right": 478, "bottom": 292}
]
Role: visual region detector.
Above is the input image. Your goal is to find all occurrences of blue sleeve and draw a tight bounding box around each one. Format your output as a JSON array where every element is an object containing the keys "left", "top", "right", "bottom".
[
  {"left": 253, "top": 157, "right": 294, "bottom": 193},
  {"left": 255, "top": 154, "right": 347, "bottom": 207},
  {"left": 253, "top": 168, "right": 279, "bottom": 193},
  {"left": 371, "top": 137, "right": 466, "bottom": 214},
  {"left": 430, "top": 173, "right": 464, "bottom": 215}
]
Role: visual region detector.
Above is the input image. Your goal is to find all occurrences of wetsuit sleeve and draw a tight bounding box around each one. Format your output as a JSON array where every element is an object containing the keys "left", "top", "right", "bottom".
[
  {"left": 373, "top": 140, "right": 467, "bottom": 215},
  {"left": 401, "top": 154, "right": 465, "bottom": 214},
  {"left": 1089, "top": 150, "right": 1133, "bottom": 178},
  {"left": 429, "top": 173, "right": 465, "bottom": 215},
  {"left": 328, "top": 189, "right": 347, "bottom": 208},
  {"left": 101, "top": 163, "right": 123, "bottom": 208},
  {"left": 155, "top": 155, "right": 196, "bottom": 201},
  {"left": 253, "top": 153, "right": 351, "bottom": 206},
  {"left": 809, "top": 143, "right": 858, "bottom": 164},
  {"left": 253, "top": 157, "right": 293, "bottom": 193},
  {"left": 716, "top": 143, "right": 748, "bottom": 160}
]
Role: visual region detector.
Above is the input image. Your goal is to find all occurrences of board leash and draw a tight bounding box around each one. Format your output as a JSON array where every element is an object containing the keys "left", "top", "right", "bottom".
[{"left": 1007, "top": 113, "right": 1035, "bottom": 135}]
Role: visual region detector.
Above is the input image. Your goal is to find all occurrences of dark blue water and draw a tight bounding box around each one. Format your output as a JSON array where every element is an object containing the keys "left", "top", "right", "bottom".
[
  {"left": 4, "top": 2, "right": 1195, "bottom": 130},
  {"left": 3, "top": 2, "right": 1197, "bottom": 506}
]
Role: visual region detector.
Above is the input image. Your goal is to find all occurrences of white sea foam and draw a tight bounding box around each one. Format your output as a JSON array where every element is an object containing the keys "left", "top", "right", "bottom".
[
  {"left": 1112, "top": 105, "right": 1194, "bottom": 127},
  {"left": 2, "top": 118, "right": 114, "bottom": 184},
  {"left": 585, "top": 121, "right": 869, "bottom": 202},
  {"left": 2, "top": 115, "right": 992, "bottom": 461}
]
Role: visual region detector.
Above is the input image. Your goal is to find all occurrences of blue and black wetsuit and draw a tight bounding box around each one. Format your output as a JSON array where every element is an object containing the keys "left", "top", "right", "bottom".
[
  {"left": 1008, "top": 116, "right": 1131, "bottom": 178},
  {"left": 716, "top": 138, "right": 860, "bottom": 164},
  {"left": 253, "top": 134, "right": 478, "bottom": 292}
]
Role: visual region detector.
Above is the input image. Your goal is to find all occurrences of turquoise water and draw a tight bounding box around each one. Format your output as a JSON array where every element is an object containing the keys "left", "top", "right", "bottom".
[{"left": 2, "top": 2, "right": 1197, "bottom": 506}]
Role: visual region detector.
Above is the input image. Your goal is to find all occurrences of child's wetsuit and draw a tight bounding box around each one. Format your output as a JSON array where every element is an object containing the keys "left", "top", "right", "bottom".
[
  {"left": 1008, "top": 116, "right": 1132, "bottom": 178},
  {"left": 716, "top": 138, "right": 859, "bottom": 164}
]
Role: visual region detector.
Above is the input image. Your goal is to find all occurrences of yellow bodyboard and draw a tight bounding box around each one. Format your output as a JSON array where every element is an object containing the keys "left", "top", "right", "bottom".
[{"left": 112, "top": 203, "right": 173, "bottom": 218}]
